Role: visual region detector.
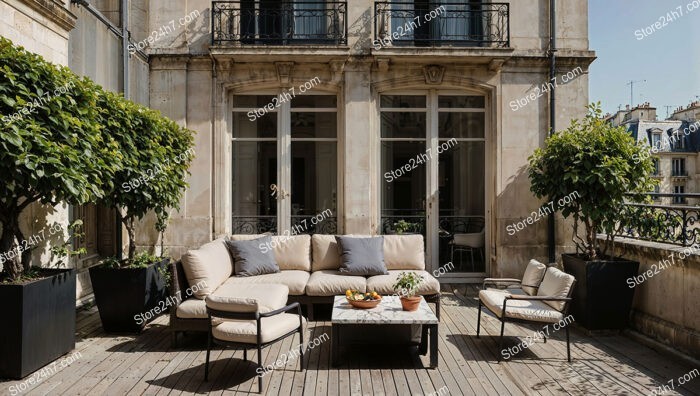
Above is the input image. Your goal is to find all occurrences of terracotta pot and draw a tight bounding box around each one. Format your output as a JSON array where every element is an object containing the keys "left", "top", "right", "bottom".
[{"left": 400, "top": 296, "right": 421, "bottom": 311}]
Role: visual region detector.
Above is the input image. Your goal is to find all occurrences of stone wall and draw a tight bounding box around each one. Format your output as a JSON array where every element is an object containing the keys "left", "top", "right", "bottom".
[{"left": 603, "top": 237, "right": 700, "bottom": 357}]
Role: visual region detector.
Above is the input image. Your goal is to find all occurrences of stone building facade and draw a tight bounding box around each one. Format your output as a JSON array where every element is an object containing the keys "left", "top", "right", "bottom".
[
  {"left": 1, "top": 0, "right": 595, "bottom": 290},
  {"left": 142, "top": 0, "right": 594, "bottom": 281}
]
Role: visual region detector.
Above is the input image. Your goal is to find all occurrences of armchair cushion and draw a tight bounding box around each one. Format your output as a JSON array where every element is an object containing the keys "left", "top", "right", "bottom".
[
  {"left": 521, "top": 259, "right": 547, "bottom": 295},
  {"left": 383, "top": 234, "right": 425, "bottom": 270},
  {"left": 205, "top": 283, "right": 289, "bottom": 314},
  {"left": 336, "top": 236, "right": 388, "bottom": 276},
  {"left": 225, "top": 236, "right": 280, "bottom": 277},
  {"left": 181, "top": 239, "right": 233, "bottom": 299},
  {"left": 212, "top": 313, "right": 305, "bottom": 344},
  {"left": 537, "top": 267, "right": 576, "bottom": 311},
  {"left": 479, "top": 289, "right": 565, "bottom": 323}
]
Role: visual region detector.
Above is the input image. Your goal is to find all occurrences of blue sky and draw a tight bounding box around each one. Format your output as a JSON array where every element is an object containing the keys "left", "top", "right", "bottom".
[{"left": 589, "top": 0, "right": 700, "bottom": 118}]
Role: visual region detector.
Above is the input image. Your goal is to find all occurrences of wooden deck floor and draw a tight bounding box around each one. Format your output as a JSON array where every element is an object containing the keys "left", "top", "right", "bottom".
[{"left": 2, "top": 285, "right": 698, "bottom": 395}]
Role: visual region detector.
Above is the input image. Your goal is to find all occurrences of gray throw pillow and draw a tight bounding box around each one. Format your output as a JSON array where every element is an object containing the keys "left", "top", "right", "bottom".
[
  {"left": 225, "top": 236, "right": 280, "bottom": 277},
  {"left": 335, "top": 236, "right": 388, "bottom": 276}
]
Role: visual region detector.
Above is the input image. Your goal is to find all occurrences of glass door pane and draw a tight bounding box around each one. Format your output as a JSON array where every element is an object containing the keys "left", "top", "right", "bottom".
[
  {"left": 232, "top": 97, "right": 278, "bottom": 234},
  {"left": 290, "top": 95, "right": 338, "bottom": 234},
  {"left": 438, "top": 141, "right": 485, "bottom": 271},
  {"left": 381, "top": 141, "right": 427, "bottom": 234},
  {"left": 437, "top": 98, "right": 486, "bottom": 273},
  {"left": 232, "top": 141, "right": 277, "bottom": 233},
  {"left": 380, "top": 95, "right": 427, "bottom": 235},
  {"left": 291, "top": 142, "right": 337, "bottom": 233}
]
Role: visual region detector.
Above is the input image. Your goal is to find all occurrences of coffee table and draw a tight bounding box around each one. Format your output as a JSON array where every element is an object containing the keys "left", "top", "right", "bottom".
[{"left": 331, "top": 295, "right": 439, "bottom": 368}]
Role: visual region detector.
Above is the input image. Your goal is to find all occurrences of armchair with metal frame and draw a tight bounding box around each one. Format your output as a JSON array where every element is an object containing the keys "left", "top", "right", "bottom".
[
  {"left": 476, "top": 267, "right": 576, "bottom": 363},
  {"left": 204, "top": 301, "right": 305, "bottom": 393}
]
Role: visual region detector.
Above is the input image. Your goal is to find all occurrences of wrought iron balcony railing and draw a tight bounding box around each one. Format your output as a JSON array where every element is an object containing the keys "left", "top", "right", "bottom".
[
  {"left": 373, "top": 2, "right": 509, "bottom": 48},
  {"left": 672, "top": 170, "right": 688, "bottom": 177},
  {"left": 212, "top": 1, "right": 347, "bottom": 45},
  {"left": 620, "top": 193, "right": 700, "bottom": 246}
]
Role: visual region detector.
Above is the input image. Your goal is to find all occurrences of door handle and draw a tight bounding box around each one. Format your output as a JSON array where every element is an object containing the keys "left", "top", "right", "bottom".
[{"left": 270, "top": 184, "right": 289, "bottom": 200}]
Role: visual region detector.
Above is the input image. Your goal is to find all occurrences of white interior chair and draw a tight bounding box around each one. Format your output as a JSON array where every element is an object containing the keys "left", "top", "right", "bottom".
[{"left": 450, "top": 229, "right": 485, "bottom": 271}]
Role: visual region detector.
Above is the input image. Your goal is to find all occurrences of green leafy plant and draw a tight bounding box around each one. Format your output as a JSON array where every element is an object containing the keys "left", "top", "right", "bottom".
[
  {"left": 127, "top": 251, "right": 161, "bottom": 268},
  {"left": 392, "top": 271, "right": 425, "bottom": 298},
  {"left": 155, "top": 208, "right": 171, "bottom": 256},
  {"left": 393, "top": 220, "right": 417, "bottom": 234},
  {"left": 528, "top": 103, "right": 657, "bottom": 260},
  {"left": 157, "top": 264, "right": 172, "bottom": 287},
  {"left": 98, "top": 92, "right": 194, "bottom": 261},
  {"left": 0, "top": 38, "right": 120, "bottom": 281},
  {"left": 50, "top": 220, "right": 88, "bottom": 267},
  {"left": 100, "top": 256, "right": 121, "bottom": 269}
]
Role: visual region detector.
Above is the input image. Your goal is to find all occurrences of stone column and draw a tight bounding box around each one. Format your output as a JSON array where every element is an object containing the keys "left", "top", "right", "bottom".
[{"left": 342, "top": 60, "right": 374, "bottom": 234}]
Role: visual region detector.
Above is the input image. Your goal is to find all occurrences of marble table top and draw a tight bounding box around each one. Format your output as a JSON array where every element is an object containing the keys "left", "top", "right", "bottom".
[{"left": 331, "top": 295, "right": 438, "bottom": 324}]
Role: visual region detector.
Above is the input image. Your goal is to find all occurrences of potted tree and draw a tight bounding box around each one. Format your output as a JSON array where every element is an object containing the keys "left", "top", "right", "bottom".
[
  {"left": 393, "top": 272, "right": 425, "bottom": 311},
  {"left": 0, "top": 38, "right": 119, "bottom": 378},
  {"left": 89, "top": 93, "right": 194, "bottom": 333},
  {"left": 528, "top": 103, "right": 657, "bottom": 330}
]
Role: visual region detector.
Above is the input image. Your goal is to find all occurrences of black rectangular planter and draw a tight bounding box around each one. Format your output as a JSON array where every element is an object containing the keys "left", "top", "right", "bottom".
[
  {"left": 0, "top": 268, "right": 76, "bottom": 379},
  {"left": 89, "top": 259, "right": 169, "bottom": 333},
  {"left": 562, "top": 254, "right": 639, "bottom": 331}
]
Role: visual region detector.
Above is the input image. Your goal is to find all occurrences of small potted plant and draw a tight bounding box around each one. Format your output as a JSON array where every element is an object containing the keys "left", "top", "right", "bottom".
[
  {"left": 393, "top": 220, "right": 418, "bottom": 234},
  {"left": 393, "top": 272, "right": 424, "bottom": 311}
]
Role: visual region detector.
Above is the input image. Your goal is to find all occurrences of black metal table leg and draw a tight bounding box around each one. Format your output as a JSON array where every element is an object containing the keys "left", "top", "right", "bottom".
[
  {"left": 331, "top": 323, "right": 340, "bottom": 367},
  {"left": 429, "top": 324, "right": 438, "bottom": 368},
  {"left": 419, "top": 325, "right": 428, "bottom": 355}
]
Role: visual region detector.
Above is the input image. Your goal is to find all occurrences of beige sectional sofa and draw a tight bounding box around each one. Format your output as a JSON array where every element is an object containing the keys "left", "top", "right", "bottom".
[{"left": 169, "top": 234, "right": 441, "bottom": 345}]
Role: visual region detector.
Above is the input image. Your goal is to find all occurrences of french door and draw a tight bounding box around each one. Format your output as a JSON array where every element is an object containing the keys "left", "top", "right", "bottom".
[
  {"left": 231, "top": 94, "right": 338, "bottom": 235},
  {"left": 380, "top": 92, "right": 486, "bottom": 275}
]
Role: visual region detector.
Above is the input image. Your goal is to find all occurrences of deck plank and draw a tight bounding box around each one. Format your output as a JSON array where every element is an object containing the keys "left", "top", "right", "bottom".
[{"left": 2, "top": 290, "right": 698, "bottom": 396}]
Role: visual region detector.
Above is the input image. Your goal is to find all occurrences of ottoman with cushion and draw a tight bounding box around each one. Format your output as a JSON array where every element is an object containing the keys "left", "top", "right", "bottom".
[{"left": 204, "top": 283, "right": 305, "bottom": 393}]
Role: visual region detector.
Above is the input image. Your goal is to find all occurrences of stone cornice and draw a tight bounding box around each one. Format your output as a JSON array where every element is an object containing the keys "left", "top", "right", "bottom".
[{"left": 23, "top": 0, "right": 77, "bottom": 32}]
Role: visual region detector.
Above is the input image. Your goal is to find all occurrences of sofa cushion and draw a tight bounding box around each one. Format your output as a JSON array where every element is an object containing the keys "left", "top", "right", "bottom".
[
  {"left": 230, "top": 234, "right": 311, "bottom": 271},
  {"left": 336, "top": 236, "right": 388, "bottom": 276},
  {"left": 306, "top": 270, "right": 367, "bottom": 296},
  {"left": 311, "top": 234, "right": 341, "bottom": 271},
  {"left": 181, "top": 239, "right": 233, "bottom": 299},
  {"left": 221, "top": 270, "right": 310, "bottom": 296},
  {"left": 366, "top": 270, "right": 440, "bottom": 295},
  {"left": 522, "top": 259, "right": 547, "bottom": 295},
  {"left": 537, "top": 267, "right": 575, "bottom": 311},
  {"left": 479, "top": 289, "right": 565, "bottom": 323},
  {"left": 226, "top": 236, "right": 280, "bottom": 277},
  {"left": 212, "top": 314, "right": 305, "bottom": 344},
  {"left": 176, "top": 298, "right": 208, "bottom": 319},
  {"left": 383, "top": 234, "right": 425, "bottom": 270},
  {"left": 206, "top": 283, "right": 288, "bottom": 314}
]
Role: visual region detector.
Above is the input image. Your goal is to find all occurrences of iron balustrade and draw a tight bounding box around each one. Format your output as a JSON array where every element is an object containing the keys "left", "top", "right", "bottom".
[
  {"left": 373, "top": 2, "right": 509, "bottom": 48},
  {"left": 232, "top": 216, "right": 278, "bottom": 234},
  {"left": 231, "top": 215, "right": 337, "bottom": 235},
  {"left": 621, "top": 193, "right": 700, "bottom": 246},
  {"left": 672, "top": 170, "right": 688, "bottom": 177},
  {"left": 212, "top": 1, "right": 347, "bottom": 45}
]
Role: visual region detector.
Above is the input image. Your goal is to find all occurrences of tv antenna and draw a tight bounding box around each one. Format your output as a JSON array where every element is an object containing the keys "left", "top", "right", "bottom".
[
  {"left": 664, "top": 105, "right": 680, "bottom": 119},
  {"left": 626, "top": 80, "right": 646, "bottom": 107}
]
